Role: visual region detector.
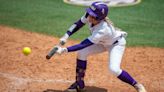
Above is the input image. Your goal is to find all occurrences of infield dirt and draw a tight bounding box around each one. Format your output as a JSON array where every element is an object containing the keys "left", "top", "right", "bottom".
[{"left": 0, "top": 26, "right": 164, "bottom": 92}]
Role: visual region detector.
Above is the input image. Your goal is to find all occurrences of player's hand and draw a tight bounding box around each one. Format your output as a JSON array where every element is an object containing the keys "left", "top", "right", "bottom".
[
  {"left": 59, "top": 33, "right": 69, "bottom": 45},
  {"left": 56, "top": 46, "right": 68, "bottom": 55}
]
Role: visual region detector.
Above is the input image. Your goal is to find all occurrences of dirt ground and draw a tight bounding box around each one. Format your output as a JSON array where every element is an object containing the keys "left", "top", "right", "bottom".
[{"left": 0, "top": 25, "right": 164, "bottom": 92}]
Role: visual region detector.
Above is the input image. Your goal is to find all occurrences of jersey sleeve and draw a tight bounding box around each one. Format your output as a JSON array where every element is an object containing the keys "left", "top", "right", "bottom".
[
  {"left": 88, "top": 29, "right": 106, "bottom": 44},
  {"left": 66, "top": 12, "right": 89, "bottom": 36},
  {"left": 67, "top": 38, "right": 93, "bottom": 52}
]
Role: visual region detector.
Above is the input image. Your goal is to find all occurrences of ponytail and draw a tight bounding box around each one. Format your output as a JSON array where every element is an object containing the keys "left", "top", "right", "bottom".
[
  {"left": 104, "top": 17, "right": 114, "bottom": 26},
  {"left": 104, "top": 17, "right": 122, "bottom": 31}
]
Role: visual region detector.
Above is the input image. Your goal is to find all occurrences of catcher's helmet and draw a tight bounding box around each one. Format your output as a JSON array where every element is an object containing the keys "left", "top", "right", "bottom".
[{"left": 86, "top": 2, "right": 109, "bottom": 21}]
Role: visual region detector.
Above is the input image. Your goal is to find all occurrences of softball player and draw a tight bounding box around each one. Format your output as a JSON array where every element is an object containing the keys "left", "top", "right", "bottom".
[{"left": 56, "top": 2, "right": 147, "bottom": 92}]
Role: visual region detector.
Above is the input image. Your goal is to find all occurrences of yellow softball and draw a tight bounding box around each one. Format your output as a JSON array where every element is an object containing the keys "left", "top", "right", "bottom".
[{"left": 22, "top": 47, "right": 31, "bottom": 55}]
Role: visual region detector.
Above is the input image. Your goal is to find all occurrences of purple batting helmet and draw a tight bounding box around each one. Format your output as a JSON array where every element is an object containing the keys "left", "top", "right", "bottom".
[{"left": 86, "top": 2, "right": 109, "bottom": 21}]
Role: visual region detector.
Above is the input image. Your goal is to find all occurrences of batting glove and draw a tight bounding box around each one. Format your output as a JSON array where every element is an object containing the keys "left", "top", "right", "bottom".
[
  {"left": 59, "top": 33, "right": 69, "bottom": 45},
  {"left": 56, "top": 46, "right": 68, "bottom": 55}
]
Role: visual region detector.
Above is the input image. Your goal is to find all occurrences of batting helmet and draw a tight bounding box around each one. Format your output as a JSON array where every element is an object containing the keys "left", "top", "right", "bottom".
[{"left": 86, "top": 2, "right": 109, "bottom": 21}]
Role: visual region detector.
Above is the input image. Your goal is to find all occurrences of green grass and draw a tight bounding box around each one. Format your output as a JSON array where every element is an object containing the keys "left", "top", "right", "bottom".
[{"left": 0, "top": 0, "right": 164, "bottom": 47}]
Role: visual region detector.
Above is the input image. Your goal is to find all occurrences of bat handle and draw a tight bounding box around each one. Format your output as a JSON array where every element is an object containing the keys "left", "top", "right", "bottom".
[
  {"left": 46, "top": 41, "right": 66, "bottom": 60},
  {"left": 46, "top": 47, "right": 58, "bottom": 59}
]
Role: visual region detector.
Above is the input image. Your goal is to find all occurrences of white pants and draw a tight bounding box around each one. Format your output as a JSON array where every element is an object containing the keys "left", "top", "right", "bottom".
[{"left": 77, "top": 37, "right": 126, "bottom": 76}]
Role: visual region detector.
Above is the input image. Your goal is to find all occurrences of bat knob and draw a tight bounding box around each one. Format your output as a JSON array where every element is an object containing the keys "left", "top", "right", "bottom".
[
  {"left": 60, "top": 41, "right": 65, "bottom": 45},
  {"left": 46, "top": 55, "right": 50, "bottom": 59}
]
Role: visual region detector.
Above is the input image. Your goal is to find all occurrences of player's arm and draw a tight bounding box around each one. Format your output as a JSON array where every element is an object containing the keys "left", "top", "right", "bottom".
[
  {"left": 67, "top": 39, "right": 93, "bottom": 52},
  {"left": 61, "top": 29, "right": 106, "bottom": 53},
  {"left": 62, "top": 28, "right": 106, "bottom": 52},
  {"left": 66, "top": 12, "right": 88, "bottom": 36},
  {"left": 59, "top": 13, "right": 89, "bottom": 44},
  {"left": 54, "top": 38, "right": 93, "bottom": 55},
  {"left": 56, "top": 25, "right": 106, "bottom": 54}
]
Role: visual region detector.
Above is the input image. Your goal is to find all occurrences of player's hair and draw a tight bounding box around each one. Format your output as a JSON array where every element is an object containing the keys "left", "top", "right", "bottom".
[
  {"left": 104, "top": 17, "right": 123, "bottom": 31},
  {"left": 104, "top": 17, "right": 114, "bottom": 26}
]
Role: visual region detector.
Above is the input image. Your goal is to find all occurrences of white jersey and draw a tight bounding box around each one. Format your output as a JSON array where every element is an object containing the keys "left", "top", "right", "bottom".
[
  {"left": 80, "top": 13, "right": 127, "bottom": 46},
  {"left": 78, "top": 14, "right": 127, "bottom": 77}
]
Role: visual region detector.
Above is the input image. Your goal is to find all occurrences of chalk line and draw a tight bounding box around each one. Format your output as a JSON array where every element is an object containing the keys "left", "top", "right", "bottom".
[{"left": 0, "top": 72, "right": 96, "bottom": 89}]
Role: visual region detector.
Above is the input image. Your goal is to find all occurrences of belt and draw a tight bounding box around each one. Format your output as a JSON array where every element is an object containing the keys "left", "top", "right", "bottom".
[
  {"left": 113, "top": 40, "right": 118, "bottom": 45},
  {"left": 112, "top": 34, "right": 123, "bottom": 45}
]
